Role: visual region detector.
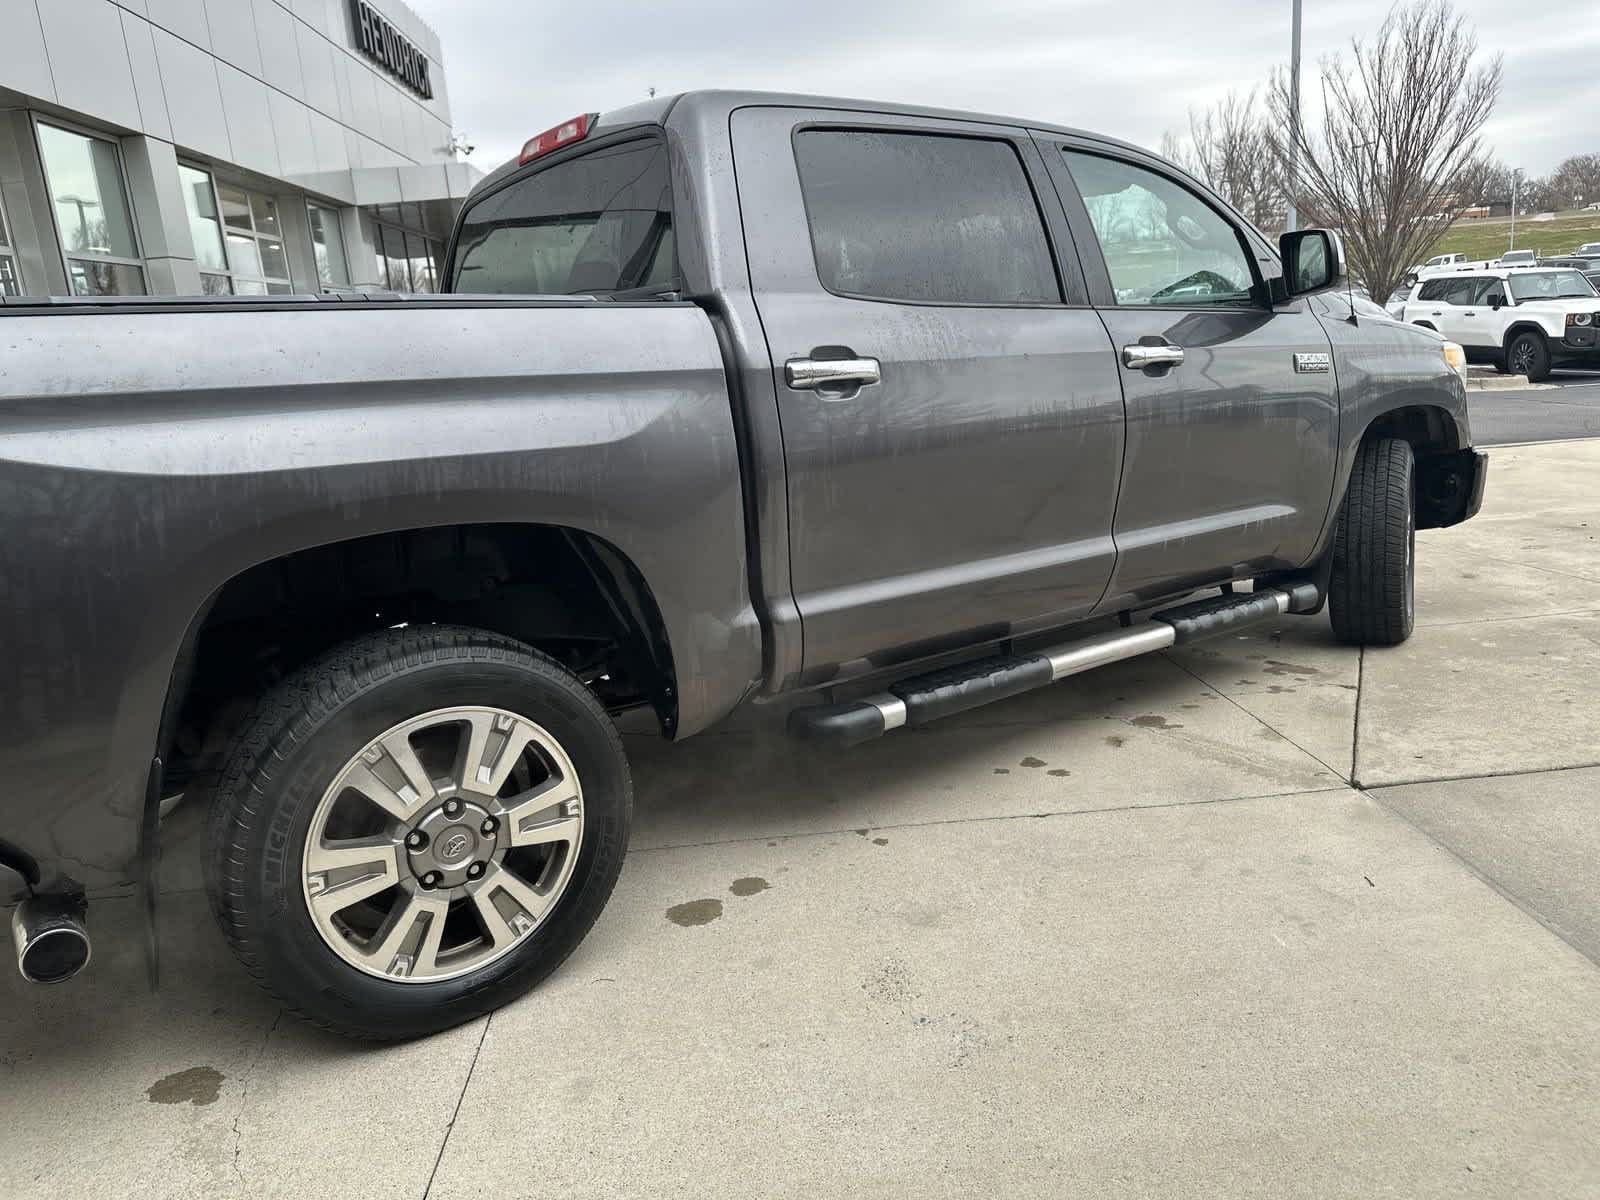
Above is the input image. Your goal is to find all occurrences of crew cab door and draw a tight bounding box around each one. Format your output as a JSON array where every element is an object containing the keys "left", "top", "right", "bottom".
[
  {"left": 731, "top": 107, "right": 1124, "bottom": 683},
  {"left": 1037, "top": 139, "right": 1340, "bottom": 607}
]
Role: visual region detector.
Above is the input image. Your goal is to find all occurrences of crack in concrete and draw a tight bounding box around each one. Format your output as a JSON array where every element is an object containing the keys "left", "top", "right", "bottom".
[{"left": 231, "top": 1010, "right": 283, "bottom": 1185}]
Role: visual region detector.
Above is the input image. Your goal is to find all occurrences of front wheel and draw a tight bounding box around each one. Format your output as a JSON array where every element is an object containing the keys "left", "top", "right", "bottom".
[
  {"left": 1328, "top": 438, "right": 1415, "bottom": 646},
  {"left": 1506, "top": 331, "right": 1551, "bottom": 382},
  {"left": 206, "top": 626, "right": 632, "bottom": 1040}
]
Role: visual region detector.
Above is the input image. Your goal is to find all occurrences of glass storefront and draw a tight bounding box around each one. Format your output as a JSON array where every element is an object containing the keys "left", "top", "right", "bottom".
[
  {"left": 35, "top": 121, "right": 146, "bottom": 296},
  {"left": 307, "top": 202, "right": 350, "bottom": 288},
  {"left": 0, "top": 192, "right": 19, "bottom": 296},
  {"left": 373, "top": 203, "right": 445, "bottom": 293}
]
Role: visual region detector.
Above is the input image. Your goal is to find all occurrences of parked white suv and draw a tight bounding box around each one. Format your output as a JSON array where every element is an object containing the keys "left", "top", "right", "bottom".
[{"left": 1399, "top": 267, "right": 1600, "bottom": 380}]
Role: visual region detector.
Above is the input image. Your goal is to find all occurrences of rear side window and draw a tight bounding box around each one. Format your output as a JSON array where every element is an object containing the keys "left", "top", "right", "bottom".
[
  {"left": 451, "top": 138, "right": 675, "bottom": 295},
  {"left": 1416, "top": 279, "right": 1448, "bottom": 302},
  {"left": 793, "top": 129, "right": 1061, "bottom": 305},
  {"left": 1440, "top": 278, "right": 1479, "bottom": 305}
]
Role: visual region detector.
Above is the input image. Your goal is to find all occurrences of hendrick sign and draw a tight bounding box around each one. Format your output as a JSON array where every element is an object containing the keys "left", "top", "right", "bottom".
[{"left": 351, "top": 1, "right": 434, "bottom": 100}]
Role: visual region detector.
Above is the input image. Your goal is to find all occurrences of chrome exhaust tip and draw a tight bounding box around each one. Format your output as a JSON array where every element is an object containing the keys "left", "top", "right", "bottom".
[{"left": 11, "top": 893, "right": 91, "bottom": 984}]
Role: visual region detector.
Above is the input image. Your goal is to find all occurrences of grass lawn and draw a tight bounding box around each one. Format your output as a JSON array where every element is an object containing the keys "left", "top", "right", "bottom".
[{"left": 1423, "top": 211, "right": 1600, "bottom": 262}]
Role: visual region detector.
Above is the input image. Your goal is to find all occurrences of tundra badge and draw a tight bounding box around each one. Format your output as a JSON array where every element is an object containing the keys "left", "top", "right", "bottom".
[{"left": 1294, "top": 352, "right": 1332, "bottom": 373}]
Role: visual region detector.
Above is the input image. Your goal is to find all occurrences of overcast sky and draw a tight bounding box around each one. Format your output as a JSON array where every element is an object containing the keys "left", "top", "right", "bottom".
[{"left": 408, "top": 0, "right": 1598, "bottom": 178}]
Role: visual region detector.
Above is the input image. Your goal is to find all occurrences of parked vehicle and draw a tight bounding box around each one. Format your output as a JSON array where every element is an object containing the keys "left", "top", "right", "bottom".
[
  {"left": 1409, "top": 251, "right": 1470, "bottom": 276},
  {"left": 0, "top": 91, "right": 1487, "bottom": 1039},
  {"left": 1399, "top": 266, "right": 1600, "bottom": 379},
  {"left": 1498, "top": 249, "right": 1539, "bottom": 267},
  {"left": 1572, "top": 242, "right": 1600, "bottom": 257},
  {"left": 1386, "top": 284, "right": 1417, "bottom": 319}
]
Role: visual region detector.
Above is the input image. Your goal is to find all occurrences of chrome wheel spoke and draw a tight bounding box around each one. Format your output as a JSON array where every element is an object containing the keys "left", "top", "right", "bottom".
[
  {"left": 472, "top": 866, "right": 551, "bottom": 947},
  {"left": 358, "top": 890, "right": 449, "bottom": 979},
  {"left": 305, "top": 838, "right": 402, "bottom": 919},
  {"left": 501, "top": 776, "right": 581, "bottom": 848},
  {"left": 456, "top": 711, "right": 539, "bottom": 797}
]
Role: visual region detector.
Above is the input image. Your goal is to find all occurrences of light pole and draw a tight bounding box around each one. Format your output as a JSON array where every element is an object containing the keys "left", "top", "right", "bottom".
[
  {"left": 1508, "top": 168, "right": 1522, "bottom": 252},
  {"left": 1285, "top": 0, "right": 1303, "bottom": 231}
]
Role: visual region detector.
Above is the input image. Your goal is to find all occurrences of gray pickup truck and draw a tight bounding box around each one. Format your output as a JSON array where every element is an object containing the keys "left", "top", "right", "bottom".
[{"left": 0, "top": 91, "right": 1485, "bottom": 1039}]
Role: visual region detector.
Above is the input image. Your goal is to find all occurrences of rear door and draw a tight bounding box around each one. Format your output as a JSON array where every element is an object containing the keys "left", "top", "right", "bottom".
[
  {"left": 1430, "top": 276, "right": 1481, "bottom": 343},
  {"left": 1038, "top": 139, "right": 1340, "bottom": 607},
  {"left": 1454, "top": 277, "right": 1502, "bottom": 347},
  {"left": 731, "top": 107, "right": 1125, "bottom": 683}
]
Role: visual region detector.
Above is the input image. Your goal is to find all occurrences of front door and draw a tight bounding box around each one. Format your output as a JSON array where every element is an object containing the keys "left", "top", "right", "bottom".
[
  {"left": 732, "top": 107, "right": 1126, "bottom": 684},
  {"left": 1039, "top": 140, "right": 1341, "bottom": 608}
]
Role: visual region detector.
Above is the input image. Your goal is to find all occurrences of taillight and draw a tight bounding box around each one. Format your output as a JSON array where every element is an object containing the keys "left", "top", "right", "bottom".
[{"left": 518, "top": 114, "right": 596, "bottom": 164}]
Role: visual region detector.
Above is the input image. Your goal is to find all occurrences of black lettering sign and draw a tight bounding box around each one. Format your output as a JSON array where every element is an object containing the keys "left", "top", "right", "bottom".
[{"left": 350, "top": 0, "right": 434, "bottom": 100}]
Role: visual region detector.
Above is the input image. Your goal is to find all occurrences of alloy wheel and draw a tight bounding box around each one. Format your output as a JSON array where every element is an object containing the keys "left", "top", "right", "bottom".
[{"left": 300, "top": 706, "right": 584, "bottom": 983}]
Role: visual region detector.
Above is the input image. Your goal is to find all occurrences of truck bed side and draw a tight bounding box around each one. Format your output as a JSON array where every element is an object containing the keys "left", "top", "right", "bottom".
[{"left": 0, "top": 299, "right": 761, "bottom": 891}]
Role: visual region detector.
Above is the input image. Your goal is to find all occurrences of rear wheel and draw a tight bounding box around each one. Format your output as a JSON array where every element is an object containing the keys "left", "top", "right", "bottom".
[
  {"left": 1329, "top": 438, "right": 1415, "bottom": 646},
  {"left": 1506, "top": 330, "right": 1551, "bottom": 381},
  {"left": 206, "top": 626, "right": 631, "bottom": 1040}
]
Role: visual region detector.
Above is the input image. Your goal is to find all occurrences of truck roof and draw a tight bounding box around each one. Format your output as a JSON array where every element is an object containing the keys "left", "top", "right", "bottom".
[{"left": 473, "top": 89, "right": 1136, "bottom": 197}]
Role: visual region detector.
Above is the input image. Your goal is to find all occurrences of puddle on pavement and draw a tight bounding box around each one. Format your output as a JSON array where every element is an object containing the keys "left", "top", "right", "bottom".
[
  {"left": 665, "top": 899, "right": 723, "bottom": 927},
  {"left": 729, "top": 876, "right": 769, "bottom": 896},
  {"left": 146, "top": 1066, "right": 224, "bottom": 1107}
]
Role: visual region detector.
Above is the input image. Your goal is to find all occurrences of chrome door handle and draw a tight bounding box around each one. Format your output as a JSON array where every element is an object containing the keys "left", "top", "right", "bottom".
[
  {"left": 1121, "top": 343, "right": 1184, "bottom": 369},
  {"left": 785, "top": 356, "right": 881, "bottom": 391}
]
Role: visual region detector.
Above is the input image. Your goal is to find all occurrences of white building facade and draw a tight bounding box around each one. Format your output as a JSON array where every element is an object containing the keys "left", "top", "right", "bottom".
[{"left": 0, "top": 0, "right": 480, "bottom": 298}]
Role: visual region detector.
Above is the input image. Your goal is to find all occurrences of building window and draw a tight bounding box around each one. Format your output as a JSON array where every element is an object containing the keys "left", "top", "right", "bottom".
[
  {"left": 218, "top": 183, "right": 293, "bottom": 294},
  {"left": 373, "top": 203, "right": 444, "bottom": 293},
  {"left": 0, "top": 192, "right": 19, "bottom": 296},
  {"left": 306, "top": 202, "right": 350, "bottom": 288},
  {"left": 178, "top": 164, "right": 232, "bottom": 295},
  {"left": 36, "top": 121, "right": 146, "bottom": 296}
]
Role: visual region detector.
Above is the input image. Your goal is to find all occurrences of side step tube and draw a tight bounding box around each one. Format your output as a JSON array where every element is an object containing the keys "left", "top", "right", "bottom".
[{"left": 789, "top": 581, "right": 1320, "bottom": 746}]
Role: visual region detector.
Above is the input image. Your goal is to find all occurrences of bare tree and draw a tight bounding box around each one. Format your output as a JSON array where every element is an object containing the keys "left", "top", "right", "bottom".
[
  {"left": 1184, "top": 89, "right": 1284, "bottom": 232},
  {"left": 1267, "top": 0, "right": 1502, "bottom": 298},
  {"left": 1549, "top": 153, "right": 1600, "bottom": 210}
]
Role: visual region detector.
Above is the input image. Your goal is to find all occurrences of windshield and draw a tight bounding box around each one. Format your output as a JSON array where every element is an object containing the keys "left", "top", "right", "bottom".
[{"left": 1508, "top": 271, "right": 1597, "bottom": 302}]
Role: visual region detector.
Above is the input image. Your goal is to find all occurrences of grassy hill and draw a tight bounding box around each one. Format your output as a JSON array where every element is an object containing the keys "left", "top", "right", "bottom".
[{"left": 1423, "top": 211, "right": 1600, "bottom": 262}]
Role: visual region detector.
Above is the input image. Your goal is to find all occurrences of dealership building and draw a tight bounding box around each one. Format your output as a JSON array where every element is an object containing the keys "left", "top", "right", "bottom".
[{"left": 0, "top": 0, "right": 480, "bottom": 298}]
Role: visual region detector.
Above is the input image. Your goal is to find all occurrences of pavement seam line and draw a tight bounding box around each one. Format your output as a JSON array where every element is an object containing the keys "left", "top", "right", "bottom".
[
  {"left": 1418, "top": 605, "right": 1600, "bottom": 630},
  {"left": 628, "top": 784, "right": 1355, "bottom": 854},
  {"left": 1359, "top": 759, "right": 1600, "bottom": 791},
  {"left": 422, "top": 1012, "right": 493, "bottom": 1200},
  {"left": 1160, "top": 653, "right": 1352, "bottom": 782},
  {"left": 1350, "top": 645, "right": 1365, "bottom": 787},
  {"left": 1361, "top": 785, "right": 1600, "bottom": 973}
]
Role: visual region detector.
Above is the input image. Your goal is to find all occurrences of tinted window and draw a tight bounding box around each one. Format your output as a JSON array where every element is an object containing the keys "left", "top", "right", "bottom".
[
  {"left": 1416, "top": 279, "right": 1449, "bottom": 302},
  {"left": 793, "top": 130, "right": 1060, "bottom": 305},
  {"left": 1064, "top": 151, "right": 1255, "bottom": 306},
  {"left": 1440, "top": 278, "right": 1479, "bottom": 305},
  {"left": 452, "top": 139, "right": 675, "bottom": 295}
]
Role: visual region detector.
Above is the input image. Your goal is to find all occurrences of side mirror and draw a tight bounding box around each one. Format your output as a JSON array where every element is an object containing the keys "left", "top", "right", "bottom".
[
  {"left": 1277, "top": 228, "right": 1346, "bottom": 298},
  {"left": 1489, "top": 294, "right": 1504, "bottom": 310}
]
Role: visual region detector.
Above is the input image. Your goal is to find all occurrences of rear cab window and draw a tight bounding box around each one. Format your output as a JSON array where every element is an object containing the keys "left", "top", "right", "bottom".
[
  {"left": 450, "top": 136, "right": 676, "bottom": 296},
  {"left": 792, "top": 129, "right": 1062, "bottom": 306}
]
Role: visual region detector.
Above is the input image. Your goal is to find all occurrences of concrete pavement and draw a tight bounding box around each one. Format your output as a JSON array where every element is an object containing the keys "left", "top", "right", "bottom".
[{"left": 3, "top": 440, "right": 1599, "bottom": 1199}]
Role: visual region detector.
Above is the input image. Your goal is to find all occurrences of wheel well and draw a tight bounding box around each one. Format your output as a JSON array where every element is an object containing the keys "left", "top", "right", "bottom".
[
  {"left": 165, "top": 524, "right": 677, "bottom": 796},
  {"left": 1362, "top": 406, "right": 1473, "bottom": 530},
  {"left": 1502, "top": 321, "right": 1547, "bottom": 350}
]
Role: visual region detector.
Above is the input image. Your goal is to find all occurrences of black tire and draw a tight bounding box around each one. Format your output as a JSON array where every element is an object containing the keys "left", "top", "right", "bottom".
[
  {"left": 1491, "top": 355, "right": 1510, "bottom": 375},
  {"left": 205, "top": 625, "right": 631, "bottom": 1040},
  {"left": 1328, "top": 438, "right": 1415, "bottom": 646},
  {"left": 1506, "top": 330, "right": 1551, "bottom": 382}
]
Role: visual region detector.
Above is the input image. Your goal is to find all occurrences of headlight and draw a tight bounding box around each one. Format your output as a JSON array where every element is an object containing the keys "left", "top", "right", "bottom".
[
  {"left": 1568, "top": 312, "right": 1594, "bottom": 327},
  {"left": 1442, "top": 341, "right": 1469, "bottom": 385}
]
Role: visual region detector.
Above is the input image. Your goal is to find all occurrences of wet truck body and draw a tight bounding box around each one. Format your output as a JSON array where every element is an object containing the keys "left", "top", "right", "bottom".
[{"left": 0, "top": 92, "right": 1483, "bottom": 1035}]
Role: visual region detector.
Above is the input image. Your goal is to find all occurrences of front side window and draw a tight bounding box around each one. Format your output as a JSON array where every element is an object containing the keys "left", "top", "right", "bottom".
[
  {"left": 36, "top": 122, "right": 145, "bottom": 296},
  {"left": 793, "top": 129, "right": 1059, "bottom": 305},
  {"left": 1063, "top": 150, "right": 1255, "bottom": 307},
  {"left": 451, "top": 138, "right": 676, "bottom": 296},
  {"left": 306, "top": 202, "right": 350, "bottom": 288},
  {"left": 1508, "top": 270, "right": 1596, "bottom": 303}
]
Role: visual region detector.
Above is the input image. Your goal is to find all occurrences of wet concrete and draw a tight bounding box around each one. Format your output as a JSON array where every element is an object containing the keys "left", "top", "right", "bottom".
[{"left": 5, "top": 440, "right": 1600, "bottom": 1198}]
